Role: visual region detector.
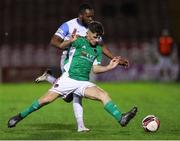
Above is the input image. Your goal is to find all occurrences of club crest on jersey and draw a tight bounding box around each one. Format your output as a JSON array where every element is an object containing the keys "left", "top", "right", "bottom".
[{"left": 82, "top": 45, "right": 86, "bottom": 49}]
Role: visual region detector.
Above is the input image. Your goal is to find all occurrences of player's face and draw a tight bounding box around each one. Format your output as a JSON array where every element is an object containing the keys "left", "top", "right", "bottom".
[
  {"left": 81, "top": 9, "right": 94, "bottom": 26},
  {"left": 86, "top": 30, "right": 100, "bottom": 46}
]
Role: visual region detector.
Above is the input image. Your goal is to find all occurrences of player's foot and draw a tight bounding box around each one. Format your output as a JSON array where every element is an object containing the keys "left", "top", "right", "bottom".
[
  {"left": 8, "top": 113, "right": 23, "bottom": 128},
  {"left": 77, "top": 127, "right": 90, "bottom": 132},
  {"left": 119, "top": 106, "right": 137, "bottom": 127},
  {"left": 35, "top": 69, "right": 51, "bottom": 83}
]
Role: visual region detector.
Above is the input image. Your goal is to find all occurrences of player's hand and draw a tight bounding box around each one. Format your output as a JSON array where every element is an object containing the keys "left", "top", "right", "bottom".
[
  {"left": 107, "top": 57, "right": 120, "bottom": 70},
  {"left": 114, "top": 56, "right": 129, "bottom": 68},
  {"left": 70, "top": 28, "right": 78, "bottom": 42}
]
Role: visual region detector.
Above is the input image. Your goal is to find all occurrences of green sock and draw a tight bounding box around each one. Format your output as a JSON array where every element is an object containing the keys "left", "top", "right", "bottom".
[
  {"left": 104, "top": 101, "right": 122, "bottom": 121},
  {"left": 20, "top": 100, "right": 41, "bottom": 118}
]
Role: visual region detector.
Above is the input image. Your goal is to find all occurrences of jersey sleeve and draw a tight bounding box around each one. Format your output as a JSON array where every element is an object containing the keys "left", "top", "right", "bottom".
[
  {"left": 93, "top": 46, "right": 102, "bottom": 65},
  {"left": 55, "top": 23, "right": 69, "bottom": 39}
]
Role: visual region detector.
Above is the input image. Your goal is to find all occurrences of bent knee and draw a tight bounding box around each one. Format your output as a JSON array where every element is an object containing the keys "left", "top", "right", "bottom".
[
  {"left": 98, "top": 92, "right": 110, "bottom": 102},
  {"left": 39, "top": 94, "right": 58, "bottom": 105}
]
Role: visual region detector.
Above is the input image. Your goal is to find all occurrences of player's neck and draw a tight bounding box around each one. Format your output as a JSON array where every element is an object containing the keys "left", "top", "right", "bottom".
[
  {"left": 85, "top": 36, "right": 97, "bottom": 47},
  {"left": 77, "top": 18, "right": 88, "bottom": 27}
]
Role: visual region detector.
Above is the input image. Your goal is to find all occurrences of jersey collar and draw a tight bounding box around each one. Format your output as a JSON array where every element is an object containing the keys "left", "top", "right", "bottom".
[{"left": 77, "top": 18, "right": 88, "bottom": 28}]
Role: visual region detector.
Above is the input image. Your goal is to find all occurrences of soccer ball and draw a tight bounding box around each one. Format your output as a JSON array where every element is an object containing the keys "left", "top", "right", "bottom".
[{"left": 142, "top": 115, "right": 160, "bottom": 132}]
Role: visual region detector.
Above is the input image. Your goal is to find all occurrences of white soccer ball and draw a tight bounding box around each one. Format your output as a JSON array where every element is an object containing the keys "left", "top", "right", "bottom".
[{"left": 142, "top": 115, "right": 160, "bottom": 132}]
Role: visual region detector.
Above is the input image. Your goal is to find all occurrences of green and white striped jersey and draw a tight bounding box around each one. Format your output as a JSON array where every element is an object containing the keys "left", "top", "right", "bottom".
[{"left": 64, "top": 37, "right": 102, "bottom": 81}]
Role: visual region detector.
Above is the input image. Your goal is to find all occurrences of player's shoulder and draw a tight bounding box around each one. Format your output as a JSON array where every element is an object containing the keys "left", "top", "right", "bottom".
[
  {"left": 73, "top": 37, "right": 89, "bottom": 47},
  {"left": 95, "top": 44, "right": 102, "bottom": 53},
  {"left": 72, "top": 37, "right": 84, "bottom": 44},
  {"left": 59, "top": 18, "right": 77, "bottom": 27},
  {"left": 79, "top": 36, "right": 86, "bottom": 39},
  {"left": 159, "top": 36, "right": 173, "bottom": 42},
  {"left": 97, "top": 45, "right": 102, "bottom": 50},
  {"left": 65, "top": 18, "right": 78, "bottom": 25},
  {"left": 76, "top": 36, "right": 86, "bottom": 42}
]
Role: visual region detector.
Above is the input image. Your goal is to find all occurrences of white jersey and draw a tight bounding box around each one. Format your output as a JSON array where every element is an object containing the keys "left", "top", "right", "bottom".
[
  {"left": 55, "top": 18, "right": 88, "bottom": 72},
  {"left": 55, "top": 18, "right": 88, "bottom": 41},
  {"left": 55, "top": 18, "right": 103, "bottom": 45}
]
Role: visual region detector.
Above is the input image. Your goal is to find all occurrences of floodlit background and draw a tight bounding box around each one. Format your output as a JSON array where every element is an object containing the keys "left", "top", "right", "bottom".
[{"left": 0, "top": 0, "right": 179, "bottom": 83}]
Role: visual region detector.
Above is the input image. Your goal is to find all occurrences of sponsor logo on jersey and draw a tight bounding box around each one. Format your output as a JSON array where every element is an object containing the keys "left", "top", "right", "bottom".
[
  {"left": 81, "top": 51, "right": 87, "bottom": 57},
  {"left": 81, "top": 51, "right": 96, "bottom": 62}
]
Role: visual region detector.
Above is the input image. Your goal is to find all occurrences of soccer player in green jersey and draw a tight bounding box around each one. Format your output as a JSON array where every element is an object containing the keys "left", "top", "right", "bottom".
[
  {"left": 35, "top": 4, "right": 129, "bottom": 132},
  {"left": 8, "top": 21, "right": 137, "bottom": 129}
]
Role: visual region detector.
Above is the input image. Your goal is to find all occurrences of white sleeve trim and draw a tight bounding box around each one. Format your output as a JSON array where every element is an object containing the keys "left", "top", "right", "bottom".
[
  {"left": 93, "top": 59, "right": 101, "bottom": 65},
  {"left": 55, "top": 32, "right": 64, "bottom": 39}
]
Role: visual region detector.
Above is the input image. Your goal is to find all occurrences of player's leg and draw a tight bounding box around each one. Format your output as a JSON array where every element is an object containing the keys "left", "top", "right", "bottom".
[
  {"left": 36, "top": 51, "right": 67, "bottom": 83},
  {"left": 158, "top": 56, "right": 163, "bottom": 80},
  {"left": 84, "top": 86, "right": 137, "bottom": 127},
  {"left": 166, "top": 57, "right": 172, "bottom": 80},
  {"left": 47, "top": 75, "right": 88, "bottom": 132},
  {"left": 36, "top": 71, "right": 74, "bottom": 103},
  {"left": 73, "top": 94, "right": 90, "bottom": 132},
  {"left": 8, "top": 91, "right": 60, "bottom": 128}
]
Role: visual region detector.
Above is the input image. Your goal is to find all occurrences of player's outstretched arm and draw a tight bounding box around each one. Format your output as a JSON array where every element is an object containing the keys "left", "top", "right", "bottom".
[{"left": 93, "top": 57, "right": 120, "bottom": 73}]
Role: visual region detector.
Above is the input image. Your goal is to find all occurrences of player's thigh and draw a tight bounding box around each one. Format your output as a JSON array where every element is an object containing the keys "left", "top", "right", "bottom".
[
  {"left": 39, "top": 91, "right": 60, "bottom": 105},
  {"left": 84, "top": 86, "right": 111, "bottom": 104}
]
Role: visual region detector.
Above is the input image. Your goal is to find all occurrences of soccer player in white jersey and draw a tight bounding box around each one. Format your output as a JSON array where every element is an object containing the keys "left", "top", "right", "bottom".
[
  {"left": 35, "top": 4, "right": 129, "bottom": 132},
  {"left": 8, "top": 21, "right": 137, "bottom": 130}
]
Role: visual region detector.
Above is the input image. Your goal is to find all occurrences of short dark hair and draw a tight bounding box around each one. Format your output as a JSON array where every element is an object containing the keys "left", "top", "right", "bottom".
[
  {"left": 78, "top": 3, "right": 93, "bottom": 14},
  {"left": 88, "top": 21, "right": 104, "bottom": 36}
]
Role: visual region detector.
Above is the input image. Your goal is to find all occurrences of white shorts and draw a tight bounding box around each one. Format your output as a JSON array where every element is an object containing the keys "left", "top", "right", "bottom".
[{"left": 49, "top": 74, "right": 95, "bottom": 97}]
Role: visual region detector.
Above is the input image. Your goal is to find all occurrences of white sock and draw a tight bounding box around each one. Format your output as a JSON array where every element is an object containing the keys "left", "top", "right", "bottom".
[
  {"left": 73, "top": 94, "right": 85, "bottom": 129},
  {"left": 46, "top": 75, "right": 56, "bottom": 84}
]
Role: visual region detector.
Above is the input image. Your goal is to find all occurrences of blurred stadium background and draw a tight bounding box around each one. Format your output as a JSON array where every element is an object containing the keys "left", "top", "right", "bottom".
[{"left": 0, "top": 0, "right": 180, "bottom": 82}]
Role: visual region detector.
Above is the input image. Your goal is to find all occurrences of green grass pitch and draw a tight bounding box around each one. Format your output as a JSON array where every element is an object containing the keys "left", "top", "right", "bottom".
[{"left": 0, "top": 82, "right": 180, "bottom": 140}]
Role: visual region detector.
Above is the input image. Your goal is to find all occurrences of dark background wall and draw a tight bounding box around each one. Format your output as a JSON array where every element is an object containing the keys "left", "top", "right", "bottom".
[
  {"left": 0, "top": 0, "right": 179, "bottom": 82},
  {"left": 0, "top": 0, "right": 172, "bottom": 45}
]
